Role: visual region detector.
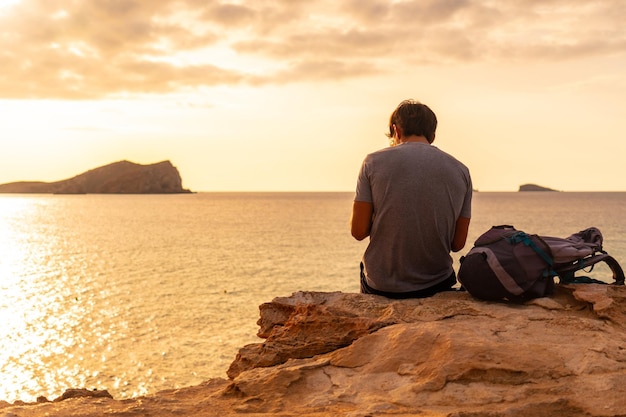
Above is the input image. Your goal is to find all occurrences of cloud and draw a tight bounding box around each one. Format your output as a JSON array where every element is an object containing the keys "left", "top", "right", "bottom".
[
  {"left": 0, "top": 0, "right": 624, "bottom": 99},
  {"left": 202, "top": 3, "right": 256, "bottom": 27}
]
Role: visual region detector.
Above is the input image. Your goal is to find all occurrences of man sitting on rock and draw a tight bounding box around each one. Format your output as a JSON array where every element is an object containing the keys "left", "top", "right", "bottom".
[{"left": 351, "top": 99, "right": 473, "bottom": 298}]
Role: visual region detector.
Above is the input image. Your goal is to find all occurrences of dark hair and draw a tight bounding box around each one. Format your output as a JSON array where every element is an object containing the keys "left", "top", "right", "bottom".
[{"left": 386, "top": 99, "right": 438, "bottom": 143}]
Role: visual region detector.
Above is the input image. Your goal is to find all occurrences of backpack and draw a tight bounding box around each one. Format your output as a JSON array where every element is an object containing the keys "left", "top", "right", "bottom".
[{"left": 457, "top": 225, "right": 625, "bottom": 302}]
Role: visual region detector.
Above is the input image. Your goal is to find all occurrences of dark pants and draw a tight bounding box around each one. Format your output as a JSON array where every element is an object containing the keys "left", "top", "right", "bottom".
[{"left": 360, "top": 262, "right": 457, "bottom": 299}]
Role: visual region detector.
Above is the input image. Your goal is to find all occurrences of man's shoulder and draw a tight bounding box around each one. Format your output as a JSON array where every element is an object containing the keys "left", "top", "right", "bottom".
[
  {"left": 363, "top": 146, "right": 397, "bottom": 164},
  {"left": 431, "top": 146, "right": 470, "bottom": 171},
  {"left": 367, "top": 146, "right": 396, "bottom": 156}
]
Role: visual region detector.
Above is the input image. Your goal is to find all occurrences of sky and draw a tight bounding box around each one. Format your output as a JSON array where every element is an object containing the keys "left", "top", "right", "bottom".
[{"left": 0, "top": 0, "right": 625, "bottom": 192}]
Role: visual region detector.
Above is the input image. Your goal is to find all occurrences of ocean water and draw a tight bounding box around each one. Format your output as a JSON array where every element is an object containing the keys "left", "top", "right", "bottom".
[{"left": 1, "top": 192, "right": 625, "bottom": 402}]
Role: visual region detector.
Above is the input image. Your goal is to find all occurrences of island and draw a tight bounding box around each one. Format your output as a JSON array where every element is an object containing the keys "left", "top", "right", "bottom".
[
  {"left": 0, "top": 160, "right": 192, "bottom": 194},
  {"left": 518, "top": 183, "right": 559, "bottom": 192}
]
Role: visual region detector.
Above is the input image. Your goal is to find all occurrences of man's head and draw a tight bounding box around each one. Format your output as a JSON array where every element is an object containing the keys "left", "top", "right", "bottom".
[{"left": 386, "top": 99, "right": 437, "bottom": 144}]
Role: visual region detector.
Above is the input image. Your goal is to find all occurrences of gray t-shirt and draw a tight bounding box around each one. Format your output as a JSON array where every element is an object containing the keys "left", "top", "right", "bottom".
[{"left": 355, "top": 142, "right": 472, "bottom": 293}]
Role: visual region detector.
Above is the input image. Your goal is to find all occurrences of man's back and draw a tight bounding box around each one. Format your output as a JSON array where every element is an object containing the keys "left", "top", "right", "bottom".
[{"left": 356, "top": 142, "right": 472, "bottom": 293}]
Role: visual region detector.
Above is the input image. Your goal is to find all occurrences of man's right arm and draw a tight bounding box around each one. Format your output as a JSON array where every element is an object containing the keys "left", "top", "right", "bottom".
[{"left": 350, "top": 201, "right": 373, "bottom": 241}]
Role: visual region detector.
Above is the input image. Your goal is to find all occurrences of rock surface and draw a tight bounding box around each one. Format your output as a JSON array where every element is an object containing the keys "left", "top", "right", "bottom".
[
  {"left": 0, "top": 160, "right": 191, "bottom": 194},
  {"left": 2, "top": 285, "right": 626, "bottom": 416}
]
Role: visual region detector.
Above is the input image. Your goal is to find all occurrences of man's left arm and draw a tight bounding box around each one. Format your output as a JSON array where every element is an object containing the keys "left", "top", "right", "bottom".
[{"left": 452, "top": 216, "right": 470, "bottom": 252}]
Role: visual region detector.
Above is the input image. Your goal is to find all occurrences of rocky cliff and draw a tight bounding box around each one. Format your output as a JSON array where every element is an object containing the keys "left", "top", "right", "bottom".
[
  {"left": 2, "top": 285, "right": 626, "bottom": 416},
  {"left": 0, "top": 160, "right": 191, "bottom": 194}
]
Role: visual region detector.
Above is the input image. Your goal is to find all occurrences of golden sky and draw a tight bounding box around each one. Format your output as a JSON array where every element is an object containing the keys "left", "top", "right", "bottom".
[{"left": 0, "top": 0, "right": 625, "bottom": 191}]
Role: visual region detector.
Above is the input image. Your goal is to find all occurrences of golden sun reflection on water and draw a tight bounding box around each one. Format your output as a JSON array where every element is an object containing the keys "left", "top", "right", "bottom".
[
  {"left": 0, "top": 197, "right": 89, "bottom": 402},
  {"left": 0, "top": 195, "right": 160, "bottom": 403}
]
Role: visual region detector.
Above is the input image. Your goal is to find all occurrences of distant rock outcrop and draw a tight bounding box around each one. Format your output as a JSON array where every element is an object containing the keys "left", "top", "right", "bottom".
[
  {"left": 3, "top": 285, "right": 626, "bottom": 416},
  {"left": 0, "top": 160, "right": 191, "bottom": 194},
  {"left": 518, "top": 183, "right": 558, "bottom": 192}
]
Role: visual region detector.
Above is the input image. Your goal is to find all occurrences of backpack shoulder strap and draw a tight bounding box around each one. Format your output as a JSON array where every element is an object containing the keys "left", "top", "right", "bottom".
[
  {"left": 557, "top": 253, "right": 625, "bottom": 285},
  {"left": 468, "top": 247, "right": 527, "bottom": 296}
]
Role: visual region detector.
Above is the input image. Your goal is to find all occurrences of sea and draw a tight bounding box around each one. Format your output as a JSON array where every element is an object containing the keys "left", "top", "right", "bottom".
[{"left": 1, "top": 191, "right": 625, "bottom": 403}]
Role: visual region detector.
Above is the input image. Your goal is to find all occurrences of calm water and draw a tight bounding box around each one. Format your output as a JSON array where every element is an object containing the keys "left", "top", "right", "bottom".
[{"left": 1, "top": 192, "right": 625, "bottom": 402}]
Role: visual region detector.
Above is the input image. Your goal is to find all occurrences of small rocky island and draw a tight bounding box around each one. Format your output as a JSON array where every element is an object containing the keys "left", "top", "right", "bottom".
[
  {"left": 0, "top": 160, "right": 191, "bottom": 194},
  {"left": 518, "top": 183, "right": 559, "bottom": 192}
]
